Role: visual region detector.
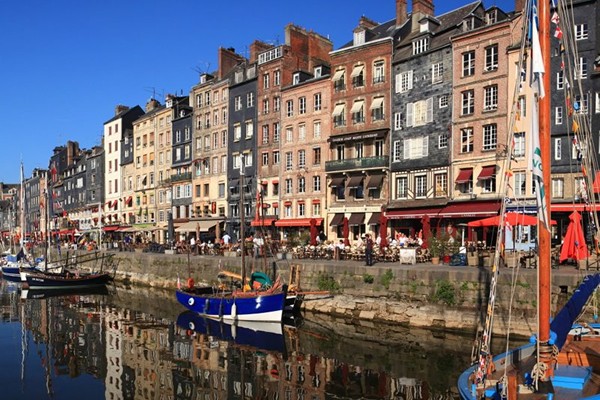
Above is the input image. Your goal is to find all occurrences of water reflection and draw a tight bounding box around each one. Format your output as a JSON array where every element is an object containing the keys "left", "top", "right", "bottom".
[{"left": 1, "top": 278, "right": 508, "bottom": 400}]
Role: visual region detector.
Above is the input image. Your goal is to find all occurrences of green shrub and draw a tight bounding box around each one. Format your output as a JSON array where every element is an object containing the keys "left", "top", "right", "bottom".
[
  {"left": 318, "top": 273, "right": 340, "bottom": 293},
  {"left": 363, "top": 274, "right": 374, "bottom": 284},
  {"left": 432, "top": 280, "right": 456, "bottom": 305},
  {"left": 380, "top": 269, "right": 394, "bottom": 289}
]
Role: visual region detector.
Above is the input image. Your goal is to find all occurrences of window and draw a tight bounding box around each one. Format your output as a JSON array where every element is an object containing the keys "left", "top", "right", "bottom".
[
  {"left": 333, "top": 69, "right": 345, "bottom": 92},
  {"left": 273, "top": 151, "right": 280, "bottom": 165},
  {"left": 393, "top": 140, "right": 401, "bottom": 162},
  {"left": 263, "top": 73, "right": 270, "bottom": 89},
  {"left": 518, "top": 96, "right": 527, "bottom": 118},
  {"left": 435, "top": 173, "right": 447, "bottom": 197},
  {"left": 298, "top": 177, "right": 306, "bottom": 193},
  {"left": 405, "top": 98, "right": 433, "bottom": 127},
  {"left": 403, "top": 137, "right": 429, "bottom": 159},
  {"left": 575, "top": 57, "right": 587, "bottom": 80},
  {"left": 554, "top": 138, "right": 562, "bottom": 160},
  {"left": 336, "top": 144, "right": 345, "bottom": 161},
  {"left": 233, "top": 124, "right": 241, "bottom": 141},
  {"left": 412, "top": 38, "right": 429, "bottom": 55},
  {"left": 354, "top": 142, "right": 363, "bottom": 158},
  {"left": 332, "top": 104, "right": 346, "bottom": 127},
  {"left": 395, "top": 70, "right": 413, "bottom": 93},
  {"left": 431, "top": 62, "right": 443, "bottom": 84},
  {"left": 298, "top": 150, "right": 306, "bottom": 168},
  {"left": 313, "top": 175, "right": 321, "bottom": 192},
  {"left": 313, "top": 147, "right": 321, "bottom": 165},
  {"left": 483, "top": 124, "right": 497, "bottom": 150},
  {"left": 515, "top": 172, "right": 526, "bottom": 196},
  {"left": 314, "top": 93, "right": 322, "bottom": 111},
  {"left": 234, "top": 96, "right": 242, "bottom": 111},
  {"left": 461, "top": 90, "right": 475, "bottom": 115},
  {"left": 285, "top": 126, "right": 293, "bottom": 142},
  {"left": 371, "top": 97, "right": 385, "bottom": 121},
  {"left": 462, "top": 51, "right": 475, "bottom": 76},
  {"left": 438, "top": 133, "right": 448, "bottom": 149},
  {"left": 262, "top": 99, "right": 269, "bottom": 115},
  {"left": 274, "top": 97, "right": 281, "bottom": 112},
  {"left": 245, "top": 120, "right": 254, "bottom": 138},
  {"left": 354, "top": 29, "right": 365, "bottom": 45},
  {"left": 556, "top": 71, "right": 564, "bottom": 90},
  {"left": 351, "top": 100, "right": 365, "bottom": 124},
  {"left": 415, "top": 175, "right": 427, "bottom": 198},
  {"left": 484, "top": 44, "right": 498, "bottom": 71},
  {"left": 514, "top": 132, "right": 526, "bottom": 157},
  {"left": 314, "top": 66, "right": 322, "bottom": 78},
  {"left": 574, "top": 94, "right": 589, "bottom": 114},
  {"left": 482, "top": 173, "right": 496, "bottom": 193},
  {"left": 351, "top": 65, "right": 364, "bottom": 88},
  {"left": 274, "top": 70, "right": 281, "bottom": 86},
  {"left": 286, "top": 100, "right": 294, "bottom": 117},
  {"left": 262, "top": 125, "right": 269, "bottom": 144},
  {"left": 394, "top": 112, "right": 402, "bottom": 130},
  {"left": 552, "top": 178, "right": 564, "bottom": 198},
  {"left": 555, "top": 106, "right": 563, "bottom": 125},
  {"left": 298, "top": 97, "right": 306, "bottom": 114},
  {"left": 298, "top": 124, "right": 306, "bottom": 141},
  {"left": 285, "top": 152, "right": 293, "bottom": 171},
  {"left": 298, "top": 202, "right": 305, "bottom": 217},
  {"left": 439, "top": 94, "right": 449, "bottom": 108},
  {"left": 575, "top": 23, "right": 588, "bottom": 40},
  {"left": 483, "top": 85, "right": 498, "bottom": 111},
  {"left": 313, "top": 121, "right": 321, "bottom": 138},
  {"left": 373, "top": 60, "right": 385, "bottom": 84},
  {"left": 461, "top": 128, "right": 474, "bottom": 153},
  {"left": 273, "top": 123, "right": 280, "bottom": 142},
  {"left": 396, "top": 176, "right": 408, "bottom": 198},
  {"left": 596, "top": 92, "right": 600, "bottom": 114}
]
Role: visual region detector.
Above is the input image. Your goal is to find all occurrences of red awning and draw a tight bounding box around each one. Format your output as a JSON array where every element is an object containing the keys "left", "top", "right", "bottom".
[
  {"left": 440, "top": 201, "right": 500, "bottom": 218},
  {"left": 103, "top": 225, "right": 120, "bottom": 232},
  {"left": 284, "top": 201, "right": 292, "bottom": 206},
  {"left": 272, "top": 202, "right": 279, "bottom": 208},
  {"left": 58, "top": 229, "right": 75, "bottom": 235},
  {"left": 274, "top": 218, "right": 323, "bottom": 227},
  {"left": 477, "top": 166, "right": 496, "bottom": 180},
  {"left": 312, "top": 199, "right": 321, "bottom": 204},
  {"left": 455, "top": 169, "right": 473, "bottom": 184},
  {"left": 386, "top": 208, "right": 444, "bottom": 219},
  {"left": 251, "top": 217, "right": 277, "bottom": 227},
  {"left": 551, "top": 203, "right": 594, "bottom": 212}
]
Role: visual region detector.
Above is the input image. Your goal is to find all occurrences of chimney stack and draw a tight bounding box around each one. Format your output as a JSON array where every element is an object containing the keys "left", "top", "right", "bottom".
[
  {"left": 412, "top": 0, "right": 434, "bottom": 19},
  {"left": 114, "top": 104, "right": 129, "bottom": 116},
  {"left": 396, "top": 0, "right": 408, "bottom": 26},
  {"left": 145, "top": 98, "right": 161, "bottom": 112},
  {"left": 514, "top": 0, "right": 525, "bottom": 13}
]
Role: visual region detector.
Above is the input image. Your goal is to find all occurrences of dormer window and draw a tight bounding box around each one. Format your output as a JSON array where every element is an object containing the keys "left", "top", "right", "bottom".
[
  {"left": 293, "top": 72, "right": 300, "bottom": 85},
  {"left": 487, "top": 10, "right": 497, "bottom": 24},
  {"left": 180, "top": 110, "right": 185, "bottom": 117},
  {"left": 166, "top": 98, "right": 173, "bottom": 108},
  {"left": 314, "top": 66, "right": 322, "bottom": 78},
  {"left": 419, "top": 20, "right": 429, "bottom": 33},
  {"left": 463, "top": 17, "right": 475, "bottom": 31},
  {"left": 412, "top": 38, "right": 429, "bottom": 55},
  {"left": 353, "top": 30, "right": 365, "bottom": 46}
]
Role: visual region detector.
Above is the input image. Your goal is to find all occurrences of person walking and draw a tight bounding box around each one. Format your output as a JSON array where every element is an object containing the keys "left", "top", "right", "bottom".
[{"left": 365, "top": 234, "right": 374, "bottom": 266}]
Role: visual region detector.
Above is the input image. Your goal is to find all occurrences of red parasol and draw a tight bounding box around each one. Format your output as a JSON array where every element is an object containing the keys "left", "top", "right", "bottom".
[
  {"left": 421, "top": 215, "right": 431, "bottom": 249},
  {"left": 309, "top": 218, "right": 318, "bottom": 246},
  {"left": 342, "top": 217, "right": 350, "bottom": 247},
  {"left": 560, "top": 211, "right": 589, "bottom": 262},
  {"left": 467, "top": 212, "right": 556, "bottom": 227},
  {"left": 379, "top": 214, "right": 388, "bottom": 248}
]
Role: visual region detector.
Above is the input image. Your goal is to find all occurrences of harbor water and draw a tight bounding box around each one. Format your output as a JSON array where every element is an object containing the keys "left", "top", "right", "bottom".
[{"left": 0, "top": 279, "right": 515, "bottom": 400}]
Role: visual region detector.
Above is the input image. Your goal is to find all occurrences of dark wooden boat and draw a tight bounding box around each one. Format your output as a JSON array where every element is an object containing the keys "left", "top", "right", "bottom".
[{"left": 25, "top": 270, "right": 112, "bottom": 290}]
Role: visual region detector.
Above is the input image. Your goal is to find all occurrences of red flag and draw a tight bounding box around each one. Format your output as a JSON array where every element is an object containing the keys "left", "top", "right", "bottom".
[{"left": 554, "top": 27, "right": 563, "bottom": 39}]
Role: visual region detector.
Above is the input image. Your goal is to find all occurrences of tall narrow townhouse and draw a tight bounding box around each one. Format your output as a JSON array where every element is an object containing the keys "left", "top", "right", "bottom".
[
  {"left": 277, "top": 65, "right": 332, "bottom": 240},
  {"left": 450, "top": 3, "right": 514, "bottom": 233},
  {"left": 153, "top": 101, "right": 174, "bottom": 244},
  {"left": 550, "top": 0, "right": 600, "bottom": 237},
  {"left": 227, "top": 60, "right": 258, "bottom": 242},
  {"left": 168, "top": 95, "right": 194, "bottom": 241},
  {"left": 49, "top": 141, "right": 80, "bottom": 240},
  {"left": 23, "top": 168, "right": 46, "bottom": 241},
  {"left": 255, "top": 25, "right": 333, "bottom": 241},
  {"left": 387, "top": 0, "right": 482, "bottom": 236},
  {"left": 326, "top": 14, "right": 399, "bottom": 242},
  {"left": 103, "top": 105, "right": 144, "bottom": 236},
  {"left": 190, "top": 48, "right": 245, "bottom": 243},
  {"left": 82, "top": 147, "right": 104, "bottom": 243},
  {"left": 131, "top": 99, "right": 165, "bottom": 241}
]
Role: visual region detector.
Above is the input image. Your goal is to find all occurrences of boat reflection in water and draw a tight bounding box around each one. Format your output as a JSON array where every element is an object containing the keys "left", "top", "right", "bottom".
[{"left": 1, "top": 279, "right": 493, "bottom": 399}]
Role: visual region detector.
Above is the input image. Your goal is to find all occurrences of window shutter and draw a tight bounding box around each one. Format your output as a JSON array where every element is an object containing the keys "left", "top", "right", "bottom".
[
  {"left": 406, "top": 103, "right": 413, "bottom": 127},
  {"left": 423, "top": 136, "right": 429, "bottom": 157},
  {"left": 395, "top": 73, "right": 401, "bottom": 93},
  {"left": 403, "top": 139, "right": 409, "bottom": 159},
  {"left": 426, "top": 97, "right": 434, "bottom": 123},
  {"left": 408, "top": 70, "right": 413, "bottom": 90}
]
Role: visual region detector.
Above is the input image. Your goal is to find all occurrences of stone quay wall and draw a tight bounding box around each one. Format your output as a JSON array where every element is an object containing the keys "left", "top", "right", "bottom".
[{"left": 82, "top": 250, "right": 594, "bottom": 337}]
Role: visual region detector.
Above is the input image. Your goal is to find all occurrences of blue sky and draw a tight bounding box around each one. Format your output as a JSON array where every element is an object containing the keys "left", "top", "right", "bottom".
[{"left": 0, "top": 0, "right": 514, "bottom": 183}]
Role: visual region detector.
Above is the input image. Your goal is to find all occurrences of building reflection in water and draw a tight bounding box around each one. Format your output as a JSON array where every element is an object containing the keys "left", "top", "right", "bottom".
[{"left": 14, "top": 288, "right": 463, "bottom": 400}]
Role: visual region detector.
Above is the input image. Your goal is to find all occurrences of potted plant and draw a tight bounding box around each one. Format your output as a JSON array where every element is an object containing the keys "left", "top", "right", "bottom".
[{"left": 428, "top": 235, "right": 444, "bottom": 264}]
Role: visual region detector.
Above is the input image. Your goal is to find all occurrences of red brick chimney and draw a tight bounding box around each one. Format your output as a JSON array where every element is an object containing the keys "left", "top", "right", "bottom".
[
  {"left": 514, "top": 0, "right": 525, "bottom": 13},
  {"left": 249, "top": 40, "right": 273, "bottom": 64},
  {"left": 358, "top": 16, "right": 379, "bottom": 30},
  {"left": 412, "top": 0, "right": 434, "bottom": 18},
  {"left": 396, "top": 0, "right": 408, "bottom": 26},
  {"left": 218, "top": 47, "right": 245, "bottom": 80}
]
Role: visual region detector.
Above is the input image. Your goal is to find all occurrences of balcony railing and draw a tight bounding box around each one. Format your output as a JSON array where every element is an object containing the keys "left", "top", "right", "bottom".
[
  {"left": 325, "top": 156, "right": 389, "bottom": 172},
  {"left": 166, "top": 172, "right": 192, "bottom": 184}
]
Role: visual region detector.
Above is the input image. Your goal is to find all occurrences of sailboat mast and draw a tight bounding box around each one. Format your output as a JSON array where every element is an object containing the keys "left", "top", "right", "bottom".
[
  {"left": 538, "top": 0, "right": 552, "bottom": 348},
  {"left": 20, "top": 162, "right": 25, "bottom": 252}
]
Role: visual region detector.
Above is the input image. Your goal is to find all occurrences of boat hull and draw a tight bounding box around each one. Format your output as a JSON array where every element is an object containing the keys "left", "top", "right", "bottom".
[
  {"left": 176, "top": 289, "right": 285, "bottom": 322},
  {"left": 25, "top": 272, "right": 112, "bottom": 289},
  {"left": 1, "top": 264, "right": 39, "bottom": 282}
]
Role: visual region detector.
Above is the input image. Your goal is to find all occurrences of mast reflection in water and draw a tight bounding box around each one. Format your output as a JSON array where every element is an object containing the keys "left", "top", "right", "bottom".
[{"left": 0, "top": 279, "right": 510, "bottom": 399}]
